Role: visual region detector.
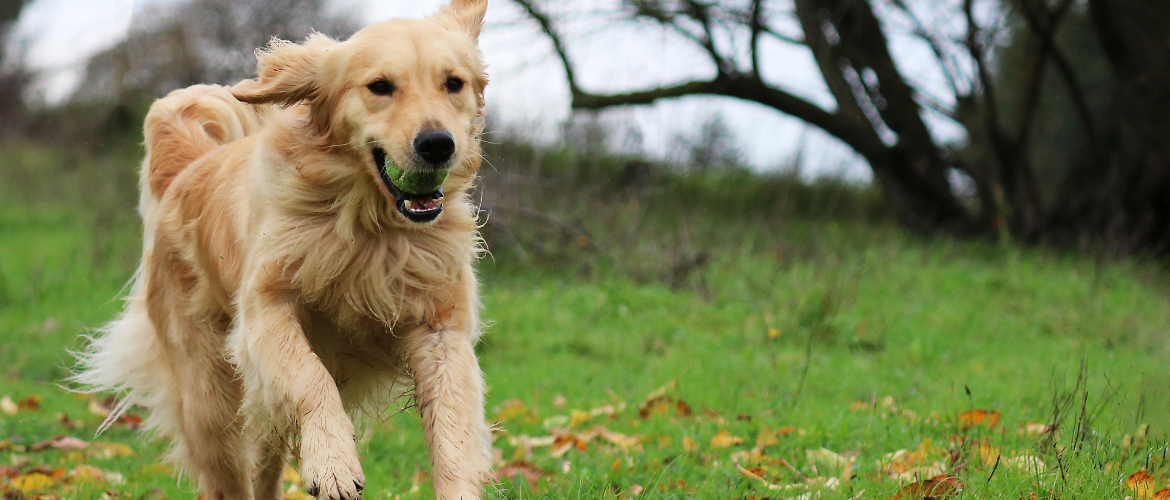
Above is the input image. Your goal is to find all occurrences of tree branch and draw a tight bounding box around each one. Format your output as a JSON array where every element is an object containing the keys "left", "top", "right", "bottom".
[
  {"left": 571, "top": 73, "right": 886, "bottom": 161},
  {"left": 750, "top": 0, "right": 764, "bottom": 78},
  {"left": 513, "top": 0, "right": 580, "bottom": 94}
]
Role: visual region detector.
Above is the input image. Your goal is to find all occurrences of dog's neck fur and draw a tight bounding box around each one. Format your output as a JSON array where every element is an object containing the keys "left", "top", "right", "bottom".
[{"left": 247, "top": 106, "right": 482, "bottom": 333}]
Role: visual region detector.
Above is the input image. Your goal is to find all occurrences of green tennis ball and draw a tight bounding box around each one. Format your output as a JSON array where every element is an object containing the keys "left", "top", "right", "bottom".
[{"left": 382, "top": 156, "right": 449, "bottom": 195}]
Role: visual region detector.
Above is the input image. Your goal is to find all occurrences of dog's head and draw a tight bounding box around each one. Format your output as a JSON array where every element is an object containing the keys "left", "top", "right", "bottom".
[{"left": 232, "top": 0, "right": 488, "bottom": 226}]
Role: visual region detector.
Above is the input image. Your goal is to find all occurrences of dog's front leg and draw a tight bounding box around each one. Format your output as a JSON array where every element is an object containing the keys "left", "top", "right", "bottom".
[
  {"left": 233, "top": 285, "right": 364, "bottom": 500},
  {"left": 404, "top": 273, "right": 492, "bottom": 500}
]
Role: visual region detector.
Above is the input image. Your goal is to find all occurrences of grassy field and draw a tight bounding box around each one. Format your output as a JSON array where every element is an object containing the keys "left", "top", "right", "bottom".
[{"left": 2, "top": 145, "right": 1170, "bottom": 499}]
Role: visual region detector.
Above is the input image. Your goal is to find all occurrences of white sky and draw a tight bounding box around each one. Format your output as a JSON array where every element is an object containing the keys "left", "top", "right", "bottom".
[{"left": 10, "top": 0, "right": 980, "bottom": 181}]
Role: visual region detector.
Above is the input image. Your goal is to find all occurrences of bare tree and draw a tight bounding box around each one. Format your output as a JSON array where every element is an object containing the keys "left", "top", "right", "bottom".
[{"left": 514, "top": 0, "right": 986, "bottom": 235}]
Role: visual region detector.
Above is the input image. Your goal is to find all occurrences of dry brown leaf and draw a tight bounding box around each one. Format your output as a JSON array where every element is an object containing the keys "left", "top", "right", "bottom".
[
  {"left": 1127, "top": 471, "right": 1157, "bottom": 499},
  {"left": 889, "top": 475, "right": 962, "bottom": 500},
  {"left": 550, "top": 434, "right": 589, "bottom": 457},
  {"left": 710, "top": 429, "right": 744, "bottom": 448},
  {"left": 637, "top": 396, "right": 691, "bottom": 419},
  {"left": 958, "top": 409, "right": 1001, "bottom": 430},
  {"left": 30, "top": 435, "right": 89, "bottom": 452},
  {"left": 18, "top": 395, "right": 41, "bottom": 411},
  {"left": 594, "top": 426, "right": 641, "bottom": 449},
  {"left": 1155, "top": 488, "right": 1170, "bottom": 500},
  {"left": 493, "top": 460, "right": 548, "bottom": 487}
]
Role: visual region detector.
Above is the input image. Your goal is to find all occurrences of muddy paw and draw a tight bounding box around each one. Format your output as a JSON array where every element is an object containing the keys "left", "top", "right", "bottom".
[{"left": 300, "top": 439, "right": 365, "bottom": 500}]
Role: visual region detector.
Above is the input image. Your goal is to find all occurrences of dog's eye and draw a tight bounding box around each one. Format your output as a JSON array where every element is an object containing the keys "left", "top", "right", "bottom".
[
  {"left": 445, "top": 77, "right": 464, "bottom": 93},
  {"left": 367, "top": 80, "right": 394, "bottom": 96}
]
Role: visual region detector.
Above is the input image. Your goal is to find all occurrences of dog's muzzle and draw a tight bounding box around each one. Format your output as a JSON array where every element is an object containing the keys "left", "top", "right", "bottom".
[{"left": 373, "top": 146, "right": 448, "bottom": 224}]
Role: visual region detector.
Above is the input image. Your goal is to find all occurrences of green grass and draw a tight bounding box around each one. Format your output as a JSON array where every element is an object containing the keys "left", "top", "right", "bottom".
[{"left": 3, "top": 158, "right": 1170, "bottom": 498}]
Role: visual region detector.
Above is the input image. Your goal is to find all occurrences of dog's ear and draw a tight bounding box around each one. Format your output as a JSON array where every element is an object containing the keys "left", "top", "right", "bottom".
[
  {"left": 438, "top": 0, "right": 488, "bottom": 39},
  {"left": 232, "top": 34, "right": 337, "bottom": 106}
]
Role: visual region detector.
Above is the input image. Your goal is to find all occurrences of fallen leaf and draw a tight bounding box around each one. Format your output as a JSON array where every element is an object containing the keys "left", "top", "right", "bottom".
[
  {"left": 493, "top": 460, "right": 548, "bottom": 487},
  {"left": 977, "top": 439, "right": 1000, "bottom": 466},
  {"left": 594, "top": 426, "right": 641, "bottom": 449},
  {"left": 285, "top": 491, "right": 315, "bottom": 500},
  {"left": 493, "top": 399, "right": 539, "bottom": 424},
  {"left": 1127, "top": 471, "right": 1156, "bottom": 499},
  {"left": 683, "top": 436, "right": 699, "bottom": 453},
  {"left": 568, "top": 409, "right": 591, "bottom": 429},
  {"left": 31, "top": 435, "right": 89, "bottom": 452},
  {"left": 88, "top": 398, "right": 111, "bottom": 417},
  {"left": 550, "top": 434, "right": 588, "bottom": 457},
  {"left": 629, "top": 484, "right": 644, "bottom": 496},
  {"left": 958, "top": 409, "right": 1001, "bottom": 430},
  {"left": 1155, "top": 488, "right": 1170, "bottom": 500},
  {"left": 637, "top": 396, "right": 691, "bottom": 419},
  {"left": 0, "top": 395, "right": 17, "bottom": 415},
  {"left": 11, "top": 472, "right": 54, "bottom": 492},
  {"left": 756, "top": 427, "right": 780, "bottom": 448},
  {"left": 889, "top": 475, "right": 962, "bottom": 499},
  {"left": 56, "top": 413, "right": 86, "bottom": 430},
  {"left": 710, "top": 430, "right": 744, "bottom": 448},
  {"left": 70, "top": 464, "right": 107, "bottom": 483},
  {"left": 18, "top": 395, "right": 42, "bottom": 411},
  {"left": 92, "top": 442, "right": 135, "bottom": 458},
  {"left": 1018, "top": 422, "right": 1055, "bottom": 438},
  {"left": 283, "top": 464, "right": 301, "bottom": 486},
  {"left": 1002, "top": 454, "right": 1045, "bottom": 475}
]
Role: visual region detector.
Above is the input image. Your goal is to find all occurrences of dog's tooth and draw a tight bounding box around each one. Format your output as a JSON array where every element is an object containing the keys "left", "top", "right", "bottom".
[{"left": 404, "top": 199, "right": 414, "bottom": 210}]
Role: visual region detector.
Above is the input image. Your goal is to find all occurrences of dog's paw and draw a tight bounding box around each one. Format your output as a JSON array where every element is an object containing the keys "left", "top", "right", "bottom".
[{"left": 300, "top": 437, "right": 365, "bottom": 500}]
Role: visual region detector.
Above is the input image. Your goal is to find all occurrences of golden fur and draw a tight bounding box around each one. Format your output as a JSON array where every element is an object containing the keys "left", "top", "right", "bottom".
[{"left": 75, "top": 2, "right": 493, "bottom": 499}]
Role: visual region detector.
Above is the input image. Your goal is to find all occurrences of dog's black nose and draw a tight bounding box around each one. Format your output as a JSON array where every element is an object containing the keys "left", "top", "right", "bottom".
[{"left": 413, "top": 129, "right": 456, "bottom": 166}]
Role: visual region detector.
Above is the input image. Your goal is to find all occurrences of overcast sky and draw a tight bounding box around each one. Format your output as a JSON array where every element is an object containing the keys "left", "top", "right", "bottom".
[{"left": 10, "top": 0, "right": 977, "bottom": 181}]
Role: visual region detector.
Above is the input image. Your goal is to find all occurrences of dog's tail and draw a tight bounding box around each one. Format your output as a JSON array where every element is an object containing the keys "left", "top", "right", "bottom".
[{"left": 139, "top": 85, "right": 268, "bottom": 226}]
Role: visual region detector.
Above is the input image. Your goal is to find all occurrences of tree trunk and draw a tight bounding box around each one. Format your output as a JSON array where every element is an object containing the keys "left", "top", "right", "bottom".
[
  {"left": 795, "top": 0, "right": 986, "bottom": 234},
  {"left": 1051, "top": 0, "right": 1170, "bottom": 253}
]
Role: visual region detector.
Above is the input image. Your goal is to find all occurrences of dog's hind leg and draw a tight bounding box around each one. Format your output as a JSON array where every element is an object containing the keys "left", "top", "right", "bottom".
[
  {"left": 252, "top": 430, "right": 289, "bottom": 500},
  {"left": 145, "top": 251, "right": 252, "bottom": 500},
  {"left": 403, "top": 264, "right": 492, "bottom": 500}
]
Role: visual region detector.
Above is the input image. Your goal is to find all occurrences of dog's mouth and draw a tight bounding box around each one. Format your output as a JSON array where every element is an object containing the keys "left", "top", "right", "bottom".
[{"left": 373, "top": 147, "right": 446, "bottom": 224}]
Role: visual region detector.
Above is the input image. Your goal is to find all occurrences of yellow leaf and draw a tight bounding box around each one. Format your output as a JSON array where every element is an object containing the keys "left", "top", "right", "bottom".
[
  {"left": 958, "top": 409, "right": 1001, "bottom": 429},
  {"left": 568, "top": 409, "right": 591, "bottom": 429},
  {"left": 285, "top": 491, "right": 315, "bottom": 500},
  {"left": 0, "top": 395, "right": 18, "bottom": 415},
  {"left": 283, "top": 465, "right": 302, "bottom": 485},
  {"left": 768, "top": 328, "right": 780, "bottom": 339},
  {"left": 1128, "top": 471, "right": 1157, "bottom": 499},
  {"left": 12, "top": 473, "right": 54, "bottom": 492},
  {"left": 756, "top": 427, "right": 780, "bottom": 449},
  {"left": 71, "top": 464, "right": 107, "bottom": 483},
  {"left": 93, "top": 442, "right": 135, "bottom": 457},
  {"left": 710, "top": 429, "right": 744, "bottom": 448},
  {"left": 683, "top": 436, "right": 699, "bottom": 453},
  {"left": 978, "top": 441, "right": 1000, "bottom": 466}
]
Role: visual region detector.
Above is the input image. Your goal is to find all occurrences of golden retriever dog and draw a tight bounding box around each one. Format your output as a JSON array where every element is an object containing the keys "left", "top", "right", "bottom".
[{"left": 75, "top": 2, "right": 492, "bottom": 499}]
